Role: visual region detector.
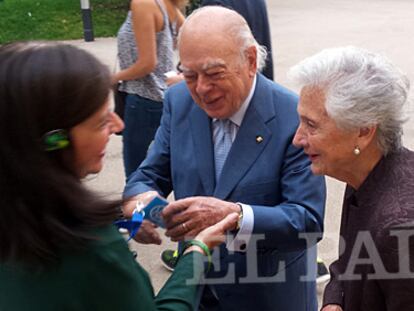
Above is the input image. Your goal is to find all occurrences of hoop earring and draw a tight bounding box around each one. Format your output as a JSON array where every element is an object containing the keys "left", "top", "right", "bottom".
[{"left": 353, "top": 146, "right": 361, "bottom": 155}]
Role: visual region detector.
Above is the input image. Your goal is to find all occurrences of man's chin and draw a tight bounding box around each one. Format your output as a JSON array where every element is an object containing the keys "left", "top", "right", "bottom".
[
  {"left": 205, "top": 110, "right": 226, "bottom": 119},
  {"left": 310, "top": 164, "right": 324, "bottom": 176}
]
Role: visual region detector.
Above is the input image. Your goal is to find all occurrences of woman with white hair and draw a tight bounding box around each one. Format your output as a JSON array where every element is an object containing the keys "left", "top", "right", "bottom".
[{"left": 290, "top": 46, "right": 414, "bottom": 311}]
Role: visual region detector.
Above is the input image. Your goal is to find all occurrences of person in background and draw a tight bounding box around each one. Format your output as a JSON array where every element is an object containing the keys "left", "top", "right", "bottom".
[
  {"left": 201, "top": 0, "right": 274, "bottom": 80},
  {"left": 290, "top": 46, "right": 414, "bottom": 311},
  {"left": 113, "top": 0, "right": 187, "bottom": 178},
  {"left": 0, "top": 41, "right": 237, "bottom": 311},
  {"left": 123, "top": 7, "right": 326, "bottom": 311}
]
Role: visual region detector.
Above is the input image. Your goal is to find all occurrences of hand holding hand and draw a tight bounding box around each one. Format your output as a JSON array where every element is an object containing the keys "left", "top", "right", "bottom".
[{"left": 162, "top": 196, "right": 240, "bottom": 241}]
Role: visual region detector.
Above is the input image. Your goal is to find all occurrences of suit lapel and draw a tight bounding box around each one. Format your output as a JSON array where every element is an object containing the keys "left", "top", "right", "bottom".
[
  {"left": 189, "top": 105, "right": 216, "bottom": 195},
  {"left": 214, "top": 74, "right": 275, "bottom": 199},
  {"left": 214, "top": 105, "right": 272, "bottom": 199}
]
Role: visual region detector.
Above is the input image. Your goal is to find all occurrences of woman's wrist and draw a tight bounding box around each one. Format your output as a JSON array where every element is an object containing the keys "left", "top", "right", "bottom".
[
  {"left": 183, "top": 245, "right": 205, "bottom": 256},
  {"left": 180, "top": 239, "right": 212, "bottom": 272}
]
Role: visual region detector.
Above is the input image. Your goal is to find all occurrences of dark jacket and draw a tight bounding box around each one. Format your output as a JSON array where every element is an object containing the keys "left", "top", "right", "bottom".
[{"left": 323, "top": 147, "right": 414, "bottom": 310}]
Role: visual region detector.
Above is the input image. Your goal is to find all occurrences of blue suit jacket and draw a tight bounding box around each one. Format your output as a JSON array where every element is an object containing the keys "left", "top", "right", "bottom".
[
  {"left": 125, "top": 74, "right": 326, "bottom": 311},
  {"left": 201, "top": 0, "right": 274, "bottom": 80}
]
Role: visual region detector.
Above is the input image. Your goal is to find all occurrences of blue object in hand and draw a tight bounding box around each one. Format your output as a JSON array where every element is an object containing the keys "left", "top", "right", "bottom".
[
  {"left": 141, "top": 196, "right": 168, "bottom": 228},
  {"left": 114, "top": 210, "right": 144, "bottom": 241}
]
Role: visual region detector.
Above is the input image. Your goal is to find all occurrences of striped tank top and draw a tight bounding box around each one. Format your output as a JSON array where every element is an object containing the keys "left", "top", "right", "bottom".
[{"left": 117, "top": 0, "right": 176, "bottom": 102}]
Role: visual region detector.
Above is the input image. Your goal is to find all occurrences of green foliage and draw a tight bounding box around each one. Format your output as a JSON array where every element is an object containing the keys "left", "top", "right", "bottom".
[{"left": 0, "top": 0, "right": 129, "bottom": 43}]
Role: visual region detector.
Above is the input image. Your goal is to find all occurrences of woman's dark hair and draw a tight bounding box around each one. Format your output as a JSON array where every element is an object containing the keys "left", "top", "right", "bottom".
[{"left": 0, "top": 42, "right": 121, "bottom": 266}]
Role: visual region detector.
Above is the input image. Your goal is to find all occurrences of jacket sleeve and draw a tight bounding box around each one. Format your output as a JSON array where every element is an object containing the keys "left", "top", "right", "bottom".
[
  {"left": 322, "top": 259, "right": 344, "bottom": 308},
  {"left": 155, "top": 252, "right": 206, "bottom": 309},
  {"left": 251, "top": 142, "right": 326, "bottom": 251},
  {"left": 88, "top": 227, "right": 205, "bottom": 311}
]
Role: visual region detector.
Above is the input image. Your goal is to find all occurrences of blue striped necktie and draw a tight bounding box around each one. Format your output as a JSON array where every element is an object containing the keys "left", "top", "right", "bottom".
[{"left": 214, "top": 119, "right": 233, "bottom": 181}]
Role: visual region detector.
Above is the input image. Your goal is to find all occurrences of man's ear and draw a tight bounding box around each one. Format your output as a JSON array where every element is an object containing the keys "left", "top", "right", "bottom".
[
  {"left": 357, "top": 125, "right": 377, "bottom": 150},
  {"left": 245, "top": 46, "right": 257, "bottom": 77}
]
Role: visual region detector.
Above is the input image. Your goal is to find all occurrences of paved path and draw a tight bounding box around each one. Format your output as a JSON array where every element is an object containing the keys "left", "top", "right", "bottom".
[{"left": 69, "top": 0, "right": 414, "bottom": 307}]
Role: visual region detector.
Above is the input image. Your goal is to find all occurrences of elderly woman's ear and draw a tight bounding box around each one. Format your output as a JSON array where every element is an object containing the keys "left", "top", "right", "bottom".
[{"left": 356, "top": 126, "right": 378, "bottom": 152}]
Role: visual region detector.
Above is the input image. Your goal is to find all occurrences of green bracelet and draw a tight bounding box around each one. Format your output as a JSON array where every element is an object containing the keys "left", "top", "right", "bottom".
[{"left": 182, "top": 239, "right": 212, "bottom": 272}]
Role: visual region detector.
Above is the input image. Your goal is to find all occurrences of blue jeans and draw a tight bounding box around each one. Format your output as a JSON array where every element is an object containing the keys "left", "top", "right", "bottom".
[{"left": 123, "top": 94, "right": 163, "bottom": 178}]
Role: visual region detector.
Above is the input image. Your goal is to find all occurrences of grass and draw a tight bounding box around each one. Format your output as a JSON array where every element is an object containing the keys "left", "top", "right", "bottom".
[{"left": 0, "top": 0, "right": 129, "bottom": 44}]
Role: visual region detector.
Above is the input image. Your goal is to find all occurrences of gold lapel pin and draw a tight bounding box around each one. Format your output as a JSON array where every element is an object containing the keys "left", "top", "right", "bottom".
[{"left": 256, "top": 135, "right": 264, "bottom": 143}]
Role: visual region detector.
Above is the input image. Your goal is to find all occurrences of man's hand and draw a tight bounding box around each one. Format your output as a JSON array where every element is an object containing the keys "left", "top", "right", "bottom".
[
  {"left": 123, "top": 191, "right": 161, "bottom": 245},
  {"left": 162, "top": 196, "right": 240, "bottom": 241},
  {"left": 321, "top": 305, "right": 343, "bottom": 311},
  {"left": 132, "top": 220, "right": 162, "bottom": 245},
  {"left": 122, "top": 191, "right": 159, "bottom": 217}
]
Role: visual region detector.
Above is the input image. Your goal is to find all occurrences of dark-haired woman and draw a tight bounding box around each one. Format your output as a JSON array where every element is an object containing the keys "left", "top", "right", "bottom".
[{"left": 0, "top": 41, "right": 237, "bottom": 311}]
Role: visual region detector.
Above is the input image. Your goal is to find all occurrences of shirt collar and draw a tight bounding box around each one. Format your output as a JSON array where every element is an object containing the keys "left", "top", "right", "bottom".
[{"left": 213, "top": 75, "right": 257, "bottom": 126}]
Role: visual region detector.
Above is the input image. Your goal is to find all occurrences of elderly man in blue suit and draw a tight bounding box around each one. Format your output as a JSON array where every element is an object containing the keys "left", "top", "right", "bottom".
[{"left": 124, "top": 6, "right": 326, "bottom": 311}]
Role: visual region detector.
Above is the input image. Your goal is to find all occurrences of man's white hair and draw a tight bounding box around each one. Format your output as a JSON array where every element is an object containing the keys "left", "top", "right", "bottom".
[{"left": 177, "top": 6, "right": 268, "bottom": 72}]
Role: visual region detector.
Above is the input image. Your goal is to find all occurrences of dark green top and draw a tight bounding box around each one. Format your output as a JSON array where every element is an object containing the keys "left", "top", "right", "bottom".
[{"left": 0, "top": 225, "right": 205, "bottom": 310}]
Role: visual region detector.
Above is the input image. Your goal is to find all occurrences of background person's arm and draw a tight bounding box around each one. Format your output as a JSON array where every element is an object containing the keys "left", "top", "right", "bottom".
[{"left": 112, "top": 0, "right": 158, "bottom": 84}]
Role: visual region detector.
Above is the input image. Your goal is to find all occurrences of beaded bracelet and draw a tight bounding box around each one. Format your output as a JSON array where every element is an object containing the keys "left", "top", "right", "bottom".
[{"left": 181, "top": 239, "right": 212, "bottom": 272}]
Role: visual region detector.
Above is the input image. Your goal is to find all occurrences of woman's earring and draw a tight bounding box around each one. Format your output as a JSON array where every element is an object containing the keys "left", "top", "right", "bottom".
[{"left": 353, "top": 146, "right": 361, "bottom": 155}]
